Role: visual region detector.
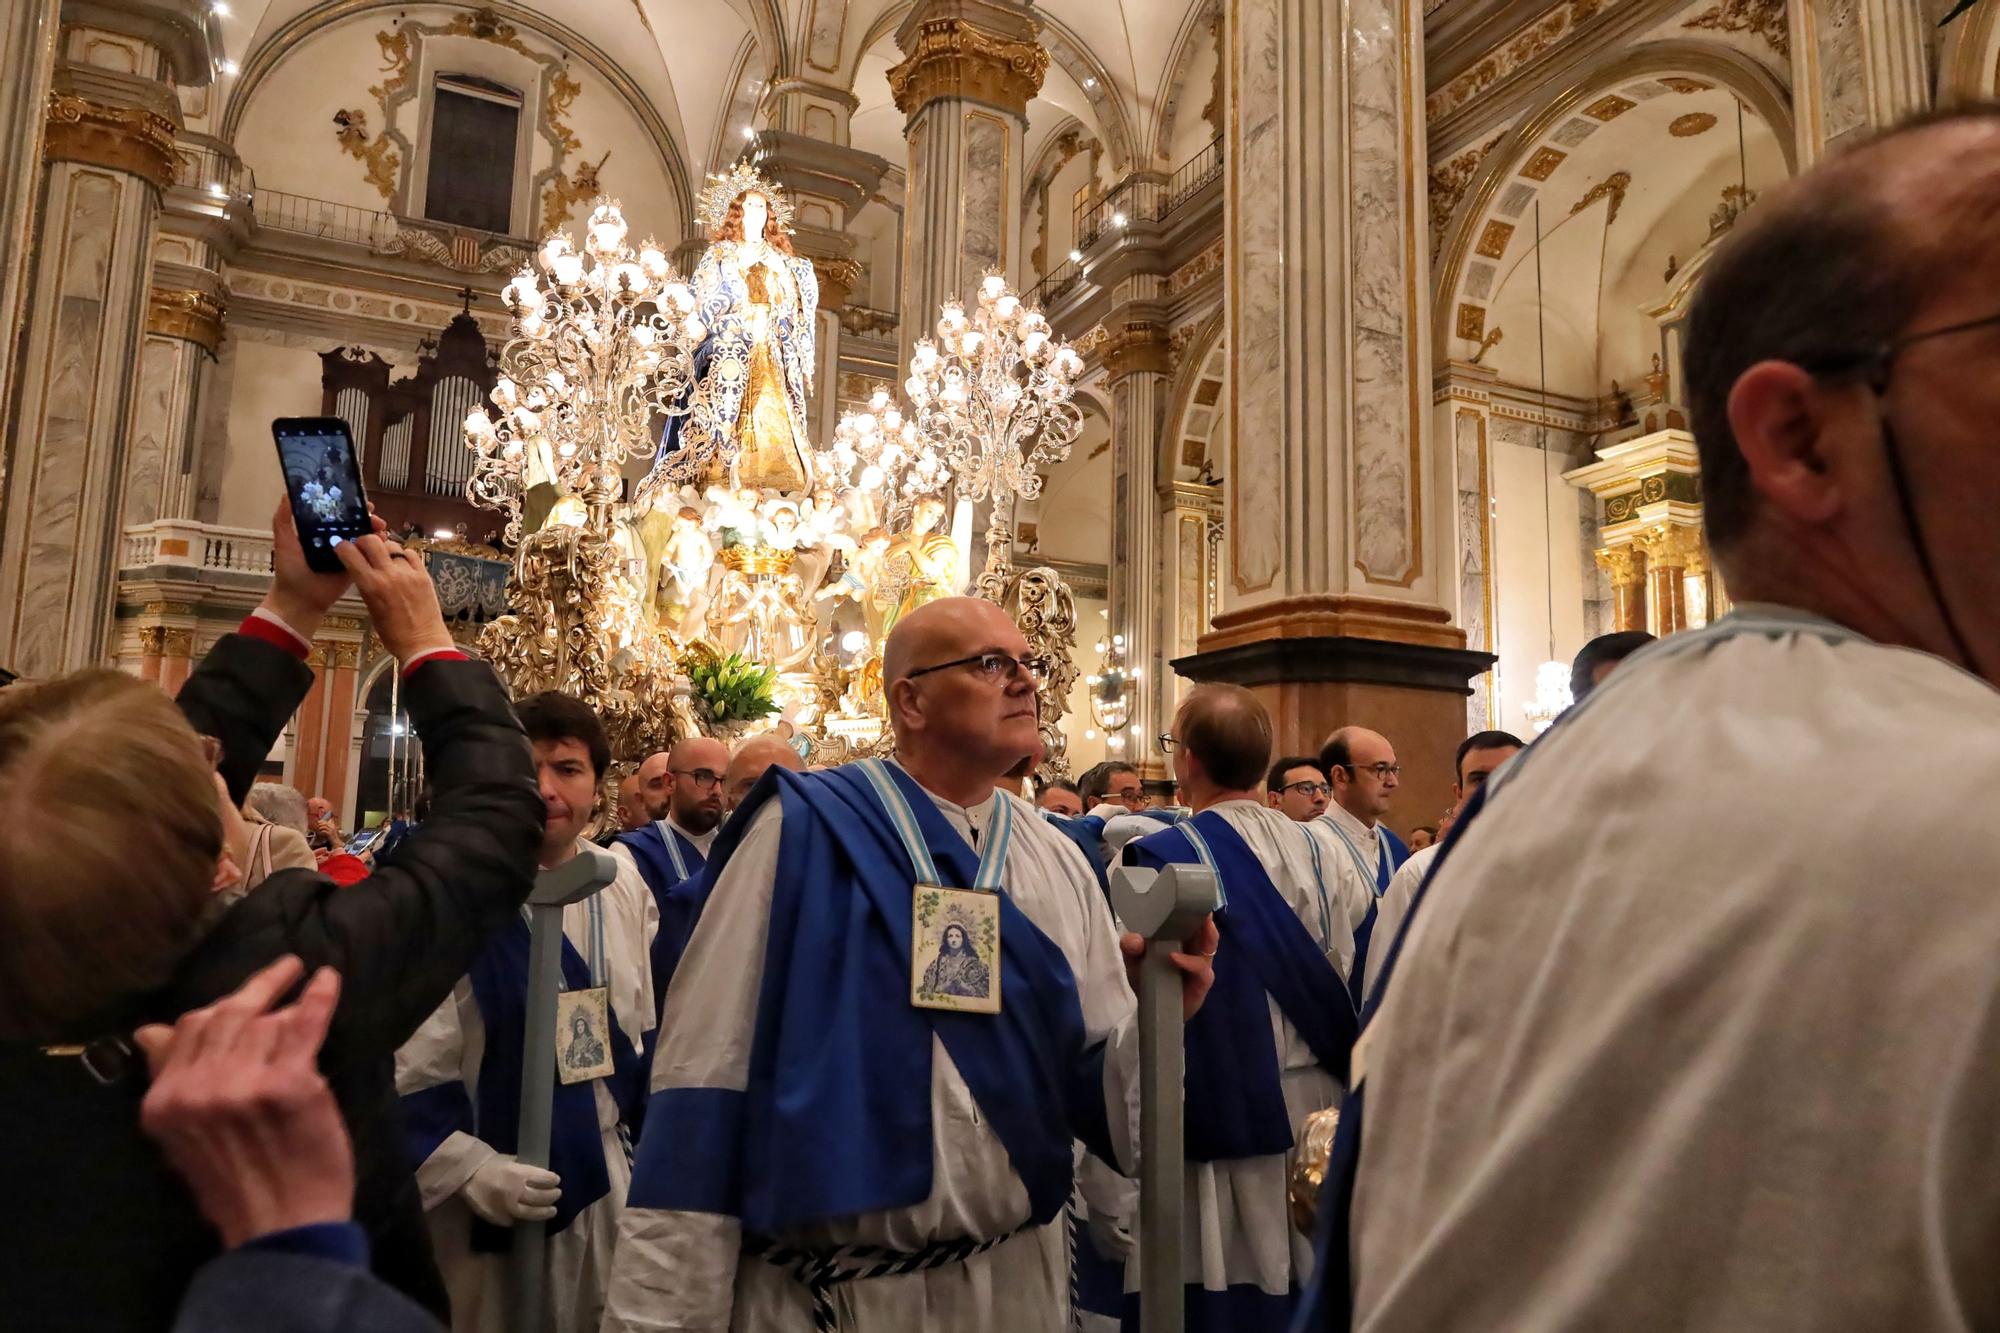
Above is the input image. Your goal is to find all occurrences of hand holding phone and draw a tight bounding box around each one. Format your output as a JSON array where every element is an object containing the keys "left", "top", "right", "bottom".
[{"left": 273, "top": 417, "right": 372, "bottom": 574}]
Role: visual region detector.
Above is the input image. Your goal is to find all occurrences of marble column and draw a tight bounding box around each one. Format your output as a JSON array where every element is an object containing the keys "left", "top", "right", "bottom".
[
  {"left": 1595, "top": 544, "right": 1647, "bottom": 633},
  {"left": 1157, "top": 477, "right": 1223, "bottom": 739},
  {"left": 1103, "top": 321, "right": 1172, "bottom": 772},
  {"left": 292, "top": 623, "right": 365, "bottom": 819},
  {"left": 888, "top": 0, "right": 1046, "bottom": 374},
  {"left": 0, "top": 0, "right": 61, "bottom": 489},
  {"left": 1788, "top": 0, "right": 1931, "bottom": 164},
  {"left": 1639, "top": 525, "right": 1700, "bottom": 637},
  {"left": 1176, "top": 0, "right": 1487, "bottom": 831},
  {"left": 1436, "top": 362, "right": 1500, "bottom": 731},
  {"left": 0, "top": 1, "right": 210, "bottom": 677}
]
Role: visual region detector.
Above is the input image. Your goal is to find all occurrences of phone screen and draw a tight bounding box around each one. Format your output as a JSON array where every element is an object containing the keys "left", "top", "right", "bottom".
[{"left": 273, "top": 417, "right": 371, "bottom": 573}]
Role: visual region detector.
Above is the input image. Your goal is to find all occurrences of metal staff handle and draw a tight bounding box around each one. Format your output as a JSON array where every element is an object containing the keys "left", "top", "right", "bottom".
[
  {"left": 1106, "top": 861, "right": 1220, "bottom": 1333},
  {"left": 510, "top": 843, "right": 620, "bottom": 1333}
]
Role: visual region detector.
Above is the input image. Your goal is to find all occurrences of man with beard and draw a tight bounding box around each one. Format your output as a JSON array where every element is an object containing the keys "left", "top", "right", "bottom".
[{"left": 612, "top": 738, "right": 729, "bottom": 1015}]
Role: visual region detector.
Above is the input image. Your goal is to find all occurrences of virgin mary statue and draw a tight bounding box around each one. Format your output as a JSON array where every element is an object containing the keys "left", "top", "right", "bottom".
[{"left": 639, "top": 164, "right": 820, "bottom": 503}]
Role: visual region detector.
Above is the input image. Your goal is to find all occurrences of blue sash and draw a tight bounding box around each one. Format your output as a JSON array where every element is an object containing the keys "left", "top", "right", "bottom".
[
  {"left": 1045, "top": 811, "right": 1110, "bottom": 891},
  {"left": 615, "top": 822, "right": 708, "bottom": 1015},
  {"left": 459, "top": 903, "right": 643, "bottom": 1252},
  {"left": 628, "top": 762, "right": 1110, "bottom": 1236},
  {"left": 1322, "top": 818, "right": 1402, "bottom": 1008},
  {"left": 1128, "top": 812, "right": 1356, "bottom": 1161}
]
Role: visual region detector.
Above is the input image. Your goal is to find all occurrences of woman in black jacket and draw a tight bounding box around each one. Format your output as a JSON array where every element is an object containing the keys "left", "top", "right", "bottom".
[{"left": 0, "top": 508, "right": 544, "bottom": 1328}]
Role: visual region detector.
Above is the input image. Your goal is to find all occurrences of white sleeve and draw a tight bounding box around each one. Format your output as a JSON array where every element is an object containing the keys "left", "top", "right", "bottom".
[
  {"left": 1365, "top": 862, "right": 1423, "bottom": 1000},
  {"left": 1063, "top": 843, "right": 1141, "bottom": 1175},
  {"left": 602, "top": 803, "right": 784, "bottom": 1333},
  {"left": 604, "top": 855, "right": 660, "bottom": 1049},
  {"left": 394, "top": 983, "right": 494, "bottom": 1207}
]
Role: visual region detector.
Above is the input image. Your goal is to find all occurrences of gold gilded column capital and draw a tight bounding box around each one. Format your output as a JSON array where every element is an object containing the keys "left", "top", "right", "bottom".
[
  {"left": 1103, "top": 321, "right": 1173, "bottom": 382},
  {"left": 45, "top": 92, "right": 177, "bottom": 191},
  {"left": 1636, "top": 523, "right": 1702, "bottom": 569},
  {"left": 888, "top": 18, "right": 1048, "bottom": 118},
  {"left": 146, "top": 286, "right": 226, "bottom": 353},
  {"left": 1594, "top": 543, "right": 1645, "bottom": 587},
  {"left": 810, "top": 256, "right": 865, "bottom": 311}
]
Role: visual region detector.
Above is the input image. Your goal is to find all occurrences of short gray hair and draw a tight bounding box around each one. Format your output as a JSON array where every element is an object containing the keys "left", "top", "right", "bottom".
[{"left": 247, "top": 782, "right": 310, "bottom": 836}]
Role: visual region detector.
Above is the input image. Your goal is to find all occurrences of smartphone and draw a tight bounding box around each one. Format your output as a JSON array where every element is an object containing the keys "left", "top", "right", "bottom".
[{"left": 273, "top": 416, "right": 371, "bottom": 573}]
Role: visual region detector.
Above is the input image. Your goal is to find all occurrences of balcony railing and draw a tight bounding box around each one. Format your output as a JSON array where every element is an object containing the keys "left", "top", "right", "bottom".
[
  {"left": 1027, "top": 257, "right": 1083, "bottom": 309},
  {"left": 173, "top": 143, "right": 255, "bottom": 201},
  {"left": 1070, "top": 137, "right": 1224, "bottom": 252},
  {"left": 254, "top": 188, "right": 403, "bottom": 249},
  {"left": 250, "top": 187, "right": 536, "bottom": 275},
  {"left": 122, "top": 520, "right": 274, "bottom": 575}
]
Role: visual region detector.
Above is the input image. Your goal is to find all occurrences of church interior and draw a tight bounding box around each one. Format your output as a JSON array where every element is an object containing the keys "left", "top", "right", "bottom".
[{"left": 0, "top": 0, "right": 1967, "bottom": 833}]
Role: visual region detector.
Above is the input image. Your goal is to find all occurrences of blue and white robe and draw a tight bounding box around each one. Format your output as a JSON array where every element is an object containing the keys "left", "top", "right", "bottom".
[
  {"left": 1122, "top": 801, "right": 1356, "bottom": 1331},
  {"left": 610, "top": 818, "right": 714, "bottom": 1018},
  {"left": 602, "top": 765, "right": 1140, "bottom": 1333},
  {"left": 394, "top": 849, "right": 658, "bottom": 1333},
  {"left": 1309, "top": 804, "right": 1408, "bottom": 1004}
]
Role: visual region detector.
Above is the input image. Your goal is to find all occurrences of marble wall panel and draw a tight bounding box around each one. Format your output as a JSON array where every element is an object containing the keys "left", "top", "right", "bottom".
[
  {"left": 1229, "top": 0, "right": 1285, "bottom": 594},
  {"left": 959, "top": 111, "right": 1007, "bottom": 280},
  {"left": 1351, "top": 326, "right": 1412, "bottom": 579},
  {"left": 1815, "top": 0, "right": 1868, "bottom": 146},
  {"left": 1497, "top": 182, "right": 1535, "bottom": 217},
  {"left": 123, "top": 334, "right": 177, "bottom": 525},
  {"left": 805, "top": 0, "right": 846, "bottom": 74}
]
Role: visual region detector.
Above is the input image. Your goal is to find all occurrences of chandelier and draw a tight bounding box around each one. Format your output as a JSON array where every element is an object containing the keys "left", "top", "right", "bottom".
[
  {"left": 822, "top": 387, "right": 952, "bottom": 531},
  {"left": 904, "top": 272, "right": 1085, "bottom": 591},
  {"left": 461, "top": 198, "right": 706, "bottom": 759},
  {"left": 464, "top": 200, "right": 701, "bottom": 543},
  {"left": 1086, "top": 631, "right": 1135, "bottom": 754},
  {"left": 1521, "top": 659, "right": 1573, "bottom": 734}
]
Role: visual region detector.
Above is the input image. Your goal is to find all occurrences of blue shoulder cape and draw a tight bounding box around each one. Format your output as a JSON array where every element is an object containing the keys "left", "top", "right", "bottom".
[
  {"left": 1128, "top": 811, "right": 1356, "bottom": 1161},
  {"left": 614, "top": 822, "right": 708, "bottom": 1016},
  {"left": 628, "top": 764, "right": 1118, "bottom": 1236}
]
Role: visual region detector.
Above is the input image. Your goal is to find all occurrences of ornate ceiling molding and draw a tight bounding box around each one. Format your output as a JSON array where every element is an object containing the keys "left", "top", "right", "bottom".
[
  {"left": 45, "top": 92, "right": 178, "bottom": 191},
  {"left": 888, "top": 15, "right": 1050, "bottom": 119},
  {"left": 147, "top": 285, "right": 227, "bottom": 353},
  {"left": 222, "top": 0, "right": 693, "bottom": 230}
]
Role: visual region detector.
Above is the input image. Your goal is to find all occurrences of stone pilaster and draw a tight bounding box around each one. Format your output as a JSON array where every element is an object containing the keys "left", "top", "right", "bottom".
[
  {"left": 1435, "top": 361, "right": 1500, "bottom": 731},
  {"left": 1103, "top": 319, "right": 1172, "bottom": 772},
  {"left": 1788, "top": 0, "right": 1931, "bottom": 164},
  {"left": 1595, "top": 544, "right": 1646, "bottom": 633},
  {"left": 0, "top": 0, "right": 209, "bottom": 677},
  {"left": 1175, "top": 0, "right": 1485, "bottom": 831},
  {"left": 1157, "top": 477, "right": 1223, "bottom": 751},
  {"left": 889, "top": 0, "right": 1046, "bottom": 373},
  {"left": 0, "top": 0, "right": 61, "bottom": 493}
]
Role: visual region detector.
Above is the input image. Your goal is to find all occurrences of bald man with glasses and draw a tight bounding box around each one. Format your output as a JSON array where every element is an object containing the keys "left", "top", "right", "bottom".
[
  {"left": 611, "top": 737, "right": 729, "bottom": 1018},
  {"left": 606, "top": 596, "right": 1215, "bottom": 1333}
]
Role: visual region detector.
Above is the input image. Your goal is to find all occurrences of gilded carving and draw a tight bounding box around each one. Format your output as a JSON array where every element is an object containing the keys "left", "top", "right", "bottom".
[
  {"left": 332, "top": 108, "right": 399, "bottom": 202},
  {"left": 1520, "top": 147, "right": 1568, "bottom": 180},
  {"left": 1682, "top": 0, "right": 1790, "bottom": 60},
  {"left": 1658, "top": 76, "right": 1715, "bottom": 94},
  {"left": 541, "top": 149, "right": 609, "bottom": 236},
  {"left": 1426, "top": 0, "right": 1640, "bottom": 123},
  {"left": 544, "top": 69, "right": 583, "bottom": 155},
  {"left": 1638, "top": 523, "right": 1703, "bottom": 568},
  {"left": 810, "top": 255, "right": 865, "bottom": 311},
  {"left": 1103, "top": 322, "right": 1173, "bottom": 382},
  {"left": 1167, "top": 237, "right": 1224, "bottom": 294},
  {"left": 141, "top": 601, "right": 196, "bottom": 617},
  {"left": 1583, "top": 94, "right": 1636, "bottom": 121},
  {"left": 1427, "top": 132, "right": 1502, "bottom": 262},
  {"left": 1594, "top": 544, "right": 1644, "bottom": 585},
  {"left": 324, "top": 641, "right": 362, "bottom": 669},
  {"left": 1569, "top": 170, "right": 1632, "bottom": 225},
  {"left": 44, "top": 93, "right": 177, "bottom": 191},
  {"left": 1474, "top": 220, "right": 1514, "bottom": 258},
  {"left": 137, "top": 626, "right": 167, "bottom": 655},
  {"left": 1470, "top": 326, "right": 1504, "bottom": 365},
  {"left": 1670, "top": 112, "right": 1718, "bottom": 137},
  {"left": 147, "top": 287, "right": 226, "bottom": 354},
  {"left": 888, "top": 18, "right": 1050, "bottom": 118},
  {"left": 1456, "top": 303, "right": 1487, "bottom": 342},
  {"left": 159, "top": 628, "right": 195, "bottom": 658}
]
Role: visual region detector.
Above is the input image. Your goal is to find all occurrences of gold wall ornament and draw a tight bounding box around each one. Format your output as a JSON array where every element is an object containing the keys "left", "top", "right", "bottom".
[
  {"left": 332, "top": 107, "right": 399, "bottom": 202},
  {"left": 1469, "top": 326, "right": 1504, "bottom": 365},
  {"left": 541, "top": 149, "right": 610, "bottom": 237},
  {"left": 1583, "top": 94, "right": 1637, "bottom": 121},
  {"left": 1425, "top": 0, "right": 1645, "bottom": 124},
  {"left": 146, "top": 286, "right": 226, "bottom": 354},
  {"left": 1102, "top": 321, "right": 1173, "bottom": 382},
  {"left": 888, "top": 18, "right": 1050, "bottom": 119},
  {"left": 136, "top": 625, "right": 167, "bottom": 655},
  {"left": 810, "top": 255, "right": 865, "bottom": 311},
  {"left": 1658, "top": 76, "right": 1715, "bottom": 95},
  {"left": 1683, "top": 0, "right": 1789, "bottom": 60},
  {"left": 159, "top": 628, "right": 195, "bottom": 658},
  {"left": 1426, "top": 132, "right": 1504, "bottom": 262},
  {"left": 1519, "top": 147, "right": 1568, "bottom": 180},
  {"left": 1474, "top": 219, "right": 1514, "bottom": 258},
  {"left": 1456, "top": 302, "right": 1487, "bottom": 342},
  {"left": 545, "top": 68, "right": 583, "bottom": 156},
  {"left": 1569, "top": 170, "right": 1632, "bottom": 225},
  {"left": 1670, "top": 112, "right": 1719, "bottom": 137},
  {"left": 44, "top": 93, "right": 177, "bottom": 191},
  {"left": 140, "top": 601, "right": 197, "bottom": 617}
]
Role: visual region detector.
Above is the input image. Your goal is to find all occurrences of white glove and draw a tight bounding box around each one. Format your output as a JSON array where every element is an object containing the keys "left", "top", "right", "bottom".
[{"left": 460, "top": 1153, "right": 561, "bottom": 1225}]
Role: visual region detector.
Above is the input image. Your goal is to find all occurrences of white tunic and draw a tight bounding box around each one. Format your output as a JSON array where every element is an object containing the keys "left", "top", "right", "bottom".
[
  {"left": 1301, "top": 811, "right": 1381, "bottom": 944},
  {"left": 1362, "top": 842, "right": 1439, "bottom": 1000},
  {"left": 395, "top": 850, "right": 658, "bottom": 1333},
  {"left": 1353, "top": 607, "right": 2000, "bottom": 1331},
  {"left": 602, "top": 776, "right": 1140, "bottom": 1333},
  {"left": 1128, "top": 799, "right": 1352, "bottom": 1307}
]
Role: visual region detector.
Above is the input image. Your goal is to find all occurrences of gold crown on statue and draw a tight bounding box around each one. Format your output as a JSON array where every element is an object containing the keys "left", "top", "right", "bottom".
[{"left": 695, "top": 162, "right": 796, "bottom": 234}]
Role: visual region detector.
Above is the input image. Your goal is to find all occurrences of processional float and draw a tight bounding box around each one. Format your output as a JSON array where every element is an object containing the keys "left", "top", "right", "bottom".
[{"left": 463, "top": 165, "right": 1088, "bottom": 773}]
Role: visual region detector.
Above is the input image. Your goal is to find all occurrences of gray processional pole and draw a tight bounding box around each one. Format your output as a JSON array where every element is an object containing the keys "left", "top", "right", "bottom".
[
  {"left": 510, "top": 843, "right": 620, "bottom": 1333},
  {"left": 1107, "top": 860, "right": 1220, "bottom": 1333}
]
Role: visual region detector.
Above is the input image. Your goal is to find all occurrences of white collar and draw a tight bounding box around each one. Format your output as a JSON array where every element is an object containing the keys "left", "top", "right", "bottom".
[
  {"left": 1320, "top": 798, "right": 1379, "bottom": 849},
  {"left": 889, "top": 758, "right": 999, "bottom": 839}
]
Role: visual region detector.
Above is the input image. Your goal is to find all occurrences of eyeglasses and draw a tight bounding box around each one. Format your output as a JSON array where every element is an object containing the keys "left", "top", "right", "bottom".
[
  {"left": 1798, "top": 307, "right": 2000, "bottom": 391},
  {"left": 1282, "top": 781, "right": 1332, "bottom": 798},
  {"left": 1339, "top": 762, "right": 1401, "bottom": 780},
  {"left": 672, "top": 768, "right": 724, "bottom": 790},
  {"left": 904, "top": 651, "right": 1048, "bottom": 685},
  {"left": 196, "top": 733, "right": 223, "bottom": 772},
  {"left": 1156, "top": 732, "right": 1179, "bottom": 752}
]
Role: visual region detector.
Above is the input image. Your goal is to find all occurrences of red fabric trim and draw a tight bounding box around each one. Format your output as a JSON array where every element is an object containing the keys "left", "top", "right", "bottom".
[{"left": 237, "top": 614, "right": 310, "bottom": 660}]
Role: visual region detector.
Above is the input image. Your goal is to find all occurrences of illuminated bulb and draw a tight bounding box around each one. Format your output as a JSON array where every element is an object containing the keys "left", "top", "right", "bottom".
[
  {"left": 1083, "top": 77, "right": 1097, "bottom": 89},
  {"left": 1112, "top": 211, "right": 1127, "bottom": 228},
  {"left": 207, "top": 181, "right": 228, "bottom": 199},
  {"left": 551, "top": 253, "right": 583, "bottom": 286},
  {"left": 1108, "top": 733, "right": 1125, "bottom": 748},
  {"left": 557, "top": 442, "right": 577, "bottom": 458},
  {"left": 980, "top": 272, "right": 1007, "bottom": 301},
  {"left": 841, "top": 630, "right": 866, "bottom": 653},
  {"left": 960, "top": 330, "right": 984, "bottom": 356},
  {"left": 432, "top": 528, "right": 454, "bottom": 540},
  {"left": 1020, "top": 331, "right": 1048, "bottom": 360},
  {"left": 1113, "top": 634, "right": 1124, "bottom": 646},
  {"left": 904, "top": 374, "right": 925, "bottom": 400},
  {"left": 492, "top": 377, "right": 518, "bottom": 407},
  {"left": 994, "top": 294, "right": 1019, "bottom": 320},
  {"left": 631, "top": 323, "right": 656, "bottom": 348},
  {"left": 502, "top": 440, "right": 522, "bottom": 459},
  {"left": 1068, "top": 249, "right": 1082, "bottom": 263},
  {"left": 639, "top": 246, "right": 668, "bottom": 277},
  {"left": 541, "top": 236, "right": 569, "bottom": 267},
  {"left": 1084, "top": 729, "right": 1097, "bottom": 740},
  {"left": 463, "top": 408, "right": 492, "bottom": 437},
  {"left": 211, "top": 0, "right": 229, "bottom": 13},
  {"left": 859, "top": 464, "right": 884, "bottom": 489},
  {"left": 869, "top": 388, "right": 890, "bottom": 411},
  {"left": 611, "top": 261, "right": 646, "bottom": 296},
  {"left": 218, "top": 58, "right": 239, "bottom": 75},
  {"left": 742, "top": 126, "right": 756, "bottom": 140}
]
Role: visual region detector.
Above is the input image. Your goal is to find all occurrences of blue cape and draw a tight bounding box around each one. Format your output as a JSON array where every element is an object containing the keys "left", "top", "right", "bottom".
[
  {"left": 399, "top": 913, "right": 644, "bottom": 1251},
  {"left": 1128, "top": 812, "right": 1356, "bottom": 1161},
  {"left": 1345, "top": 824, "right": 1410, "bottom": 1009},
  {"left": 614, "top": 822, "right": 709, "bottom": 1016},
  {"left": 628, "top": 764, "right": 1116, "bottom": 1236}
]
